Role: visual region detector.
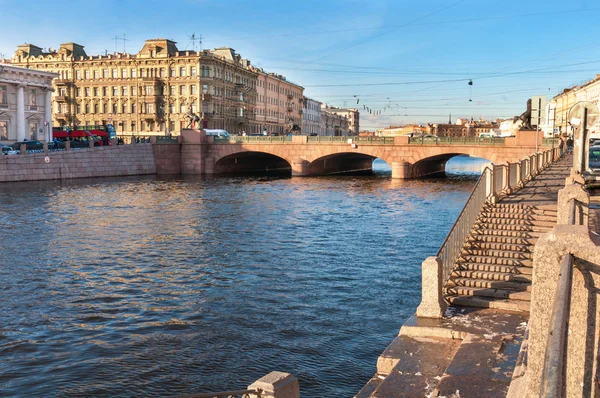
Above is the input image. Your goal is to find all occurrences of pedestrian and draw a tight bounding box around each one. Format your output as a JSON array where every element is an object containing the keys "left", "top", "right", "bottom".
[
  {"left": 558, "top": 135, "right": 565, "bottom": 157},
  {"left": 566, "top": 136, "right": 573, "bottom": 154}
]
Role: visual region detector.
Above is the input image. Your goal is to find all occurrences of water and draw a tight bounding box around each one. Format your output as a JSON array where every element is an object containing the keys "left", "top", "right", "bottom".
[{"left": 0, "top": 156, "right": 487, "bottom": 397}]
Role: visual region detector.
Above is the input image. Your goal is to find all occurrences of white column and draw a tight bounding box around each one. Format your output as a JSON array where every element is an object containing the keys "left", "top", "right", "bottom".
[
  {"left": 16, "top": 84, "right": 26, "bottom": 141},
  {"left": 44, "top": 88, "right": 53, "bottom": 142}
]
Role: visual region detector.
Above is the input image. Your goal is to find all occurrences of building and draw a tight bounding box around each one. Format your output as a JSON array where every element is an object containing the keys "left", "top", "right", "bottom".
[
  {"left": 302, "top": 97, "right": 321, "bottom": 135},
  {"left": 547, "top": 75, "right": 600, "bottom": 137},
  {"left": 253, "top": 68, "right": 303, "bottom": 135},
  {"left": 431, "top": 118, "right": 497, "bottom": 137},
  {"left": 320, "top": 105, "right": 349, "bottom": 136},
  {"left": 375, "top": 124, "right": 429, "bottom": 136},
  {"left": 323, "top": 106, "right": 359, "bottom": 135},
  {"left": 7, "top": 40, "right": 259, "bottom": 135},
  {"left": 0, "top": 64, "right": 58, "bottom": 142}
]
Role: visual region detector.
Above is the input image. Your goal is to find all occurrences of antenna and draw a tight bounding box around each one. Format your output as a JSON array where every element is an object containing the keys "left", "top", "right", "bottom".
[
  {"left": 112, "top": 35, "right": 129, "bottom": 53},
  {"left": 188, "top": 33, "right": 202, "bottom": 51}
]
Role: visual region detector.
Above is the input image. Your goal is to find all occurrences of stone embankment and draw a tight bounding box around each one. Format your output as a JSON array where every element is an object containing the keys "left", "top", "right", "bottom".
[
  {"left": 356, "top": 154, "right": 573, "bottom": 398},
  {"left": 0, "top": 144, "right": 156, "bottom": 183}
]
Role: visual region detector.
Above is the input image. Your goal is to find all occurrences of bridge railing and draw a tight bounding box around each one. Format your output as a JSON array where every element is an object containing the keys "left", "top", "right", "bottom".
[
  {"left": 417, "top": 146, "right": 563, "bottom": 318},
  {"left": 408, "top": 136, "right": 506, "bottom": 145}
]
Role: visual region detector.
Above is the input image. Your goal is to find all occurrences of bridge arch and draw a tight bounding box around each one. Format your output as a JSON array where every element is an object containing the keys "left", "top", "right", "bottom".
[
  {"left": 305, "top": 152, "right": 380, "bottom": 176},
  {"left": 213, "top": 151, "right": 292, "bottom": 175},
  {"left": 410, "top": 153, "right": 492, "bottom": 178}
]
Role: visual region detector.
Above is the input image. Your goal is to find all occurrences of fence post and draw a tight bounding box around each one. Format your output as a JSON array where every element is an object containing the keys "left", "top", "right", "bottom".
[
  {"left": 416, "top": 256, "right": 446, "bottom": 318},
  {"left": 483, "top": 165, "right": 497, "bottom": 203},
  {"left": 515, "top": 161, "right": 522, "bottom": 188},
  {"left": 502, "top": 163, "right": 511, "bottom": 194}
]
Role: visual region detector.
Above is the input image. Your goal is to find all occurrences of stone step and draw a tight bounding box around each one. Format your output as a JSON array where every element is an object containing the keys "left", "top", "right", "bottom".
[
  {"left": 472, "top": 229, "right": 543, "bottom": 238},
  {"left": 480, "top": 211, "right": 557, "bottom": 221},
  {"left": 478, "top": 217, "right": 556, "bottom": 228},
  {"left": 474, "top": 223, "right": 552, "bottom": 232},
  {"left": 448, "top": 275, "right": 531, "bottom": 290},
  {"left": 457, "top": 262, "right": 534, "bottom": 274},
  {"left": 434, "top": 334, "right": 522, "bottom": 397},
  {"left": 371, "top": 335, "right": 462, "bottom": 398},
  {"left": 467, "top": 235, "right": 538, "bottom": 246},
  {"left": 354, "top": 375, "right": 383, "bottom": 398},
  {"left": 460, "top": 254, "right": 533, "bottom": 267},
  {"left": 465, "top": 241, "right": 533, "bottom": 253},
  {"left": 446, "top": 295, "right": 530, "bottom": 313},
  {"left": 490, "top": 203, "right": 556, "bottom": 212},
  {"left": 453, "top": 269, "right": 532, "bottom": 283},
  {"left": 445, "top": 285, "right": 531, "bottom": 301},
  {"left": 462, "top": 249, "right": 533, "bottom": 260}
]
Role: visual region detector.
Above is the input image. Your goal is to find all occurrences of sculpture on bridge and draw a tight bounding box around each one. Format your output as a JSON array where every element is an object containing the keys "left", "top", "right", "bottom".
[
  {"left": 513, "top": 99, "right": 532, "bottom": 130},
  {"left": 185, "top": 106, "right": 201, "bottom": 129}
]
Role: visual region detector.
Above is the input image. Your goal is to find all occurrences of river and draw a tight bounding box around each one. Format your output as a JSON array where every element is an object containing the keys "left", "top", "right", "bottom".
[{"left": 0, "top": 156, "right": 487, "bottom": 397}]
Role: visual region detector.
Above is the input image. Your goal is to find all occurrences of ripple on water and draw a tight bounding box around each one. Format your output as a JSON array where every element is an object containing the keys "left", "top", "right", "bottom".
[{"left": 0, "top": 157, "right": 483, "bottom": 397}]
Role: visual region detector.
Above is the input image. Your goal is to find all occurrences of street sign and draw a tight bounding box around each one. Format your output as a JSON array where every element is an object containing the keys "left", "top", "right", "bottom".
[
  {"left": 568, "top": 101, "right": 600, "bottom": 173},
  {"left": 569, "top": 102, "right": 599, "bottom": 129}
]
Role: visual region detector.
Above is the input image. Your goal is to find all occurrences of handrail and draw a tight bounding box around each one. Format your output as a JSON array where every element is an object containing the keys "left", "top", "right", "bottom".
[
  {"left": 174, "top": 389, "right": 262, "bottom": 398},
  {"left": 568, "top": 198, "right": 577, "bottom": 225},
  {"left": 437, "top": 166, "right": 490, "bottom": 285},
  {"left": 539, "top": 254, "right": 574, "bottom": 398}
]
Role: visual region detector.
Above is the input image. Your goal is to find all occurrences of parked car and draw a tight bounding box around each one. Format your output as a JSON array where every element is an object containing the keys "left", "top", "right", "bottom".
[
  {"left": 586, "top": 145, "right": 600, "bottom": 183},
  {"left": 0, "top": 143, "right": 13, "bottom": 154},
  {"left": 10, "top": 140, "right": 44, "bottom": 151}
]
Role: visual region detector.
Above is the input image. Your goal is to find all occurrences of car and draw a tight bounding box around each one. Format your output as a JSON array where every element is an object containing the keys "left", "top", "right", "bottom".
[
  {"left": 204, "top": 129, "right": 230, "bottom": 138},
  {"left": 10, "top": 140, "right": 44, "bottom": 151},
  {"left": 586, "top": 145, "right": 600, "bottom": 183}
]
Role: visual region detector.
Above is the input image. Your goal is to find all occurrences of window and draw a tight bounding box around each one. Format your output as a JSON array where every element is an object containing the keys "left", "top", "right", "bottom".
[
  {"left": 85, "top": 104, "right": 90, "bottom": 113},
  {"left": 146, "top": 103, "right": 155, "bottom": 113},
  {"left": 202, "top": 84, "right": 208, "bottom": 94},
  {"left": 93, "top": 70, "right": 99, "bottom": 79},
  {"left": 112, "top": 87, "right": 118, "bottom": 96},
  {"left": 121, "top": 68, "right": 127, "bottom": 78},
  {"left": 112, "top": 69, "right": 118, "bottom": 78},
  {"left": 93, "top": 103, "right": 98, "bottom": 113},
  {"left": 103, "top": 69, "right": 108, "bottom": 78},
  {"left": 84, "top": 70, "right": 89, "bottom": 79},
  {"left": 180, "top": 67, "right": 186, "bottom": 77},
  {"left": 112, "top": 103, "right": 117, "bottom": 114},
  {"left": 103, "top": 103, "right": 108, "bottom": 113},
  {"left": 141, "top": 68, "right": 147, "bottom": 78},
  {"left": 93, "top": 87, "right": 98, "bottom": 96},
  {"left": 122, "top": 87, "right": 128, "bottom": 96},
  {"left": 84, "top": 87, "right": 90, "bottom": 97},
  {"left": 179, "top": 85, "right": 186, "bottom": 95},
  {"left": 145, "top": 86, "right": 154, "bottom": 96},
  {"left": 180, "top": 103, "right": 186, "bottom": 113},
  {"left": 169, "top": 67, "right": 175, "bottom": 77},
  {"left": 76, "top": 88, "right": 81, "bottom": 96},
  {"left": 132, "top": 103, "right": 137, "bottom": 113},
  {"left": 159, "top": 68, "right": 165, "bottom": 77},
  {"left": 122, "top": 104, "right": 127, "bottom": 113},
  {"left": 132, "top": 86, "right": 137, "bottom": 95},
  {"left": 131, "top": 68, "right": 137, "bottom": 78},
  {"left": 190, "top": 85, "right": 197, "bottom": 95},
  {"left": 170, "top": 85, "right": 176, "bottom": 96},
  {"left": 191, "top": 66, "right": 197, "bottom": 77},
  {"left": 76, "top": 71, "right": 81, "bottom": 79}
]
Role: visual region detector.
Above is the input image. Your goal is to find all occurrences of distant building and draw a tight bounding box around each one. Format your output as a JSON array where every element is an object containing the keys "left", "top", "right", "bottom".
[
  {"left": 431, "top": 118, "right": 497, "bottom": 137},
  {"left": 376, "top": 124, "right": 428, "bottom": 136},
  {"left": 547, "top": 75, "right": 600, "bottom": 137},
  {"left": 302, "top": 97, "right": 321, "bottom": 135},
  {"left": 323, "top": 106, "right": 359, "bottom": 135},
  {"left": 320, "top": 104, "right": 349, "bottom": 136},
  {"left": 0, "top": 64, "right": 58, "bottom": 142}
]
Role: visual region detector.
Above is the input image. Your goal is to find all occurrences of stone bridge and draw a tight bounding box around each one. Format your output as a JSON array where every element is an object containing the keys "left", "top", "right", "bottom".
[{"left": 176, "top": 130, "right": 553, "bottom": 179}]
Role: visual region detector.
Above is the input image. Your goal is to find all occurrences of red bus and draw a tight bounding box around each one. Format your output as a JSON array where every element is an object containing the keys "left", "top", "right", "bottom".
[{"left": 52, "top": 125, "right": 110, "bottom": 146}]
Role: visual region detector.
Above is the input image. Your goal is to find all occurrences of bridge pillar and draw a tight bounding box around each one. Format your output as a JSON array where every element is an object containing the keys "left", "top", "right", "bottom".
[
  {"left": 391, "top": 161, "right": 411, "bottom": 179},
  {"left": 291, "top": 159, "right": 309, "bottom": 177}
]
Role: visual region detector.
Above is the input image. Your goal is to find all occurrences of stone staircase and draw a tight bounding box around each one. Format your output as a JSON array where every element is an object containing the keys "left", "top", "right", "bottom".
[{"left": 444, "top": 202, "right": 557, "bottom": 312}]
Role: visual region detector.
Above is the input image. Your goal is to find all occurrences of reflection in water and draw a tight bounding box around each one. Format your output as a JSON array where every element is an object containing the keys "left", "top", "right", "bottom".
[{"left": 0, "top": 156, "right": 483, "bottom": 397}]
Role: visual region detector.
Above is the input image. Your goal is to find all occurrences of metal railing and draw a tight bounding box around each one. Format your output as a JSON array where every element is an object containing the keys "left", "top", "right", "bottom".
[
  {"left": 437, "top": 166, "right": 490, "bottom": 285},
  {"left": 436, "top": 146, "right": 562, "bottom": 288},
  {"left": 215, "top": 136, "right": 292, "bottom": 144},
  {"left": 176, "top": 389, "right": 261, "bottom": 398},
  {"left": 408, "top": 136, "right": 506, "bottom": 145},
  {"left": 539, "top": 197, "right": 579, "bottom": 397}
]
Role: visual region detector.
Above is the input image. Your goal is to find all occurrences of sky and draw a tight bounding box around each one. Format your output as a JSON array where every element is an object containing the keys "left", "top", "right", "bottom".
[{"left": 1, "top": 0, "right": 600, "bottom": 130}]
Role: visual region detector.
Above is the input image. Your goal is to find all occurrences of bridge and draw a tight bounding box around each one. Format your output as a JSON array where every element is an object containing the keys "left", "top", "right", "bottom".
[{"left": 177, "top": 130, "right": 557, "bottom": 178}]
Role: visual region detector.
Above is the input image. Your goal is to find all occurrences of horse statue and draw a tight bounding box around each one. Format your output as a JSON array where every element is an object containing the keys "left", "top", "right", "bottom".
[
  {"left": 185, "top": 106, "right": 201, "bottom": 129},
  {"left": 513, "top": 98, "right": 532, "bottom": 130}
]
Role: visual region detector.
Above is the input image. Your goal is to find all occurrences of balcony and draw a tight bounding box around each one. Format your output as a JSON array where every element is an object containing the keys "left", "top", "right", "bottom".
[
  {"left": 287, "top": 94, "right": 293, "bottom": 100},
  {"left": 55, "top": 95, "right": 68, "bottom": 102},
  {"left": 235, "top": 115, "right": 248, "bottom": 123},
  {"left": 201, "top": 93, "right": 212, "bottom": 101},
  {"left": 287, "top": 107, "right": 294, "bottom": 112},
  {"left": 55, "top": 113, "right": 68, "bottom": 120},
  {"left": 54, "top": 79, "right": 71, "bottom": 86}
]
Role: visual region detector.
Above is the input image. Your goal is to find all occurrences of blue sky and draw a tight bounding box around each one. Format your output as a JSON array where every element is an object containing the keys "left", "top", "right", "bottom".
[{"left": 2, "top": 0, "right": 600, "bottom": 129}]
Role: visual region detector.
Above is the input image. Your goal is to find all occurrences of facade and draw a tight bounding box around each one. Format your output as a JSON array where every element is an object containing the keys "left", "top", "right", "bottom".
[
  {"left": 431, "top": 118, "right": 497, "bottom": 137},
  {"left": 302, "top": 97, "right": 321, "bottom": 135},
  {"left": 376, "top": 124, "right": 429, "bottom": 136},
  {"left": 8, "top": 40, "right": 258, "bottom": 135},
  {"left": 253, "top": 68, "right": 303, "bottom": 135},
  {"left": 320, "top": 105, "right": 349, "bottom": 136},
  {"left": 323, "top": 106, "right": 359, "bottom": 135},
  {"left": 547, "top": 76, "right": 600, "bottom": 137},
  {"left": 0, "top": 64, "right": 58, "bottom": 142}
]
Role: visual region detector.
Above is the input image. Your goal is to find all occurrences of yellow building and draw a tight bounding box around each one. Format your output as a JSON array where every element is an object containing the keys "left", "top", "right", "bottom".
[{"left": 8, "top": 40, "right": 260, "bottom": 135}]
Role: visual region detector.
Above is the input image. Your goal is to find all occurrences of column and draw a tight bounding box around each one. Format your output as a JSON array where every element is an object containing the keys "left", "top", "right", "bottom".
[
  {"left": 44, "top": 88, "right": 53, "bottom": 142},
  {"left": 391, "top": 161, "right": 411, "bottom": 179},
  {"left": 16, "top": 84, "right": 26, "bottom": 141}
]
